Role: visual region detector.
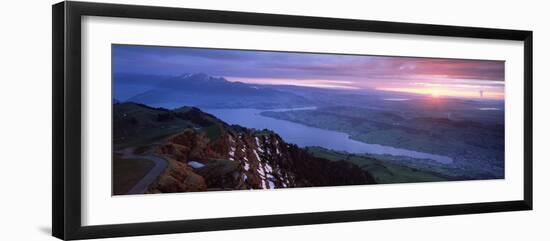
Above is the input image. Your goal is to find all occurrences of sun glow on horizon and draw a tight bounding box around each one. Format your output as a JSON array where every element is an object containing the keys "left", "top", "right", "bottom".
[{"left": 377, "top": 87, "right": 504, "bottom": 100}]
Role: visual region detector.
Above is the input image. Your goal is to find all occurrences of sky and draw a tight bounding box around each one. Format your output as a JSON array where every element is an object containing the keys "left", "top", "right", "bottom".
[{"left": 113, "top": 44, "right": 505, "bottom": 99}]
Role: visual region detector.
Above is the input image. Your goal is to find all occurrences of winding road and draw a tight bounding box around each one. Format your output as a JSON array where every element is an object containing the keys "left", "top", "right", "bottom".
[{"left": 119, "top": 148, "right": 168, "bottom": 195}]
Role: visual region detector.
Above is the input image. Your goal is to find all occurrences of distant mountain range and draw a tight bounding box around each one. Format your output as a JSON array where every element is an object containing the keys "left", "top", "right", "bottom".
[
  {"left": 120, "top": 73, "right": 312, "bottom": 109},
  {"left": 113, "top": 102, "right": 375, "bottom": 193}
]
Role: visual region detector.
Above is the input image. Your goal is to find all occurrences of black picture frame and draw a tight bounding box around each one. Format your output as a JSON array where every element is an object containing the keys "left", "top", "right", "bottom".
[{"left": 52, "top": 1, "right": 533, "bottom": 240}]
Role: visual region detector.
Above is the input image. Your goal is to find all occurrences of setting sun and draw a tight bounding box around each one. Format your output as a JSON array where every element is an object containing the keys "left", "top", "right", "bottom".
[
  {"left": 431, "top": 89, "right": 440, "bottom": 98},
  {"left": 376, "top": 87, "right": 504, "bottom": 100}
]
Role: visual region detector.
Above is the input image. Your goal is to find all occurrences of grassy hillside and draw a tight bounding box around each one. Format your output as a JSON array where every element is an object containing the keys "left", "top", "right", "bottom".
[
  {"left": 112, "top": 154, "right": 155, "bottom": 195},
  {"left": 113, "top": 102, "right": 224, "bottom": 150},
  {"left": 306, "top": 147, "right": 450, "bottom": 184}
]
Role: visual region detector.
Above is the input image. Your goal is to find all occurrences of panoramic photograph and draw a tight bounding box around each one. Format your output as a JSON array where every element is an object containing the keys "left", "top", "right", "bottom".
[{"left": 112, "top": 44, "right": 505, "bottom": 195}]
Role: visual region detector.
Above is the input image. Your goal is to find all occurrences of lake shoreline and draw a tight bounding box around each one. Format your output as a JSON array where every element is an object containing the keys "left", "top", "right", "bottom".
[{"left": 204, "top": 107, "right": 454, "bottom": 164}]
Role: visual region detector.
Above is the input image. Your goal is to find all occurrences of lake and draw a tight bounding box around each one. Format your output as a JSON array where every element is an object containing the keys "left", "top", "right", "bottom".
[{"left": 204, "top": 108, "right": 453, "bottom": 164}]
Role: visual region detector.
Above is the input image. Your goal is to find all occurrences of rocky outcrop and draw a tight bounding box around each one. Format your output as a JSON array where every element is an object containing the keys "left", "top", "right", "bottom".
[
  {"left": 148, "top": 119, "right": 376, "bottom": 193},
  {"left": 149, "top": 158, "right": 207, "bottom": 193}
]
